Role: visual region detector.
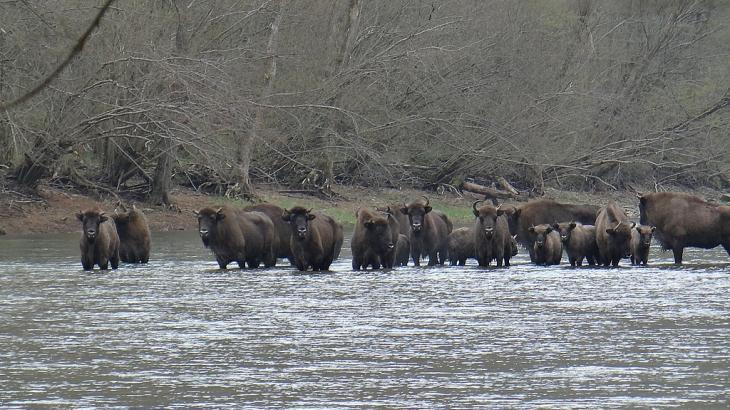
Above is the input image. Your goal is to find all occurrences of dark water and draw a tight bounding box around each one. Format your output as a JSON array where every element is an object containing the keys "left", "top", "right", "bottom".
[{"left": 1, "top": 231, "right": 728, "bottom": 408}]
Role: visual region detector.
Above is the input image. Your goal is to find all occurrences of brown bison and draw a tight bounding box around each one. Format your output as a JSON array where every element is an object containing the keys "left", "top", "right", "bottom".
[
  {"left": 282, "top": 206, "right": 344, "bottom": 271},
  {"left": 506, "top": 199, "right": 599, "bottom": 261},
  {"left": 243, "top": 203, "right": 293, "bottom": 263},
  {"left": 473, "top": 201, "right": 512, "bottom": 267},
  {"left": 447, "top": 227, "right": 475, "bottom": 266},
  {"left": 77, "top": 209, "right": 121, "bottom": 271},
  {"left": 552, "top": 222, "right": 598, "bottom": 267},
  {"left": 595, "top": 201, "right": 635, "bottom": 267},
  {"left": 630, "top": 225, "right": 655, "bottom": 266},
  {"left": 112, "top": 204, "right": 151, "bottom": 263},
  {"left": 400, "top": 196, "right": 452, "bottom": 266},
  {"left": 509, "top": 234, "right": 519, "bottom": 257},
  {"left": 351, "top": 207, "right": 399, "bottom": 270},
  {"left": 377, "top": 204, "right": 410, "bottom": 237},
  {"left": 196, "top": 206, "right": 276, "bottom": 269},
  {"left": 528, "top": 224, "right": 562, "bottom": 265},
  {"left": 638, "top": 192, "right": 730, "bottom": 264},
  {"left": 395, "top": 234, "right": 410, "bottom": 266}
]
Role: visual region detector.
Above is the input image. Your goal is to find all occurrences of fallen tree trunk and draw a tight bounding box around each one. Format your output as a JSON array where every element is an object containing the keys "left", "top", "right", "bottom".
[{"left": 461, "top": 181, "right": 517, "bottom": 200}]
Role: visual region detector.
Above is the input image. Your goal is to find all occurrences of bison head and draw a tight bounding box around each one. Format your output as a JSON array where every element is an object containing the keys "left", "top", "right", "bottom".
[
  {"left": 195, "top": 207, "right": 225, "bottom": 247},
  {"left": 283, "top": 206, "right": 315, "bottom": 241},
  {"left": 473, "top": 201, "right": 504, "bottom": 240},
  {"left": 528, "top": 224, "right": 553, "bottom": 249},
  {"left": 606, "top": 221, "right": 636, "bottom": 257},
  {"left": 362, "top": 211, "right": 395, "bottom": 252},
  {"left": 400, "top": 196, "right": 432, "bottom": 234},
  {"left": 635, "top": 225, "right": 655, "bottom": 249},
  {"left": 77, "top": 209, "right": 108, "bottom": 242},
  {"left": 552, "top": 221, "right": 577, "bottom": 244}
]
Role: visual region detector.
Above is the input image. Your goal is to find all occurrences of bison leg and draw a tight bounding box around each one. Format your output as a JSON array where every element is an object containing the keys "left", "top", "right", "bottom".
[
  {"left": 672, "top": 247, "right": 684, "bottom": 264},
  {"left": 216, "top": 256, "right": 228, "bottom": 269},
  {"left": 99, "top": 258, "right": 109, "bottom": 270},
  {"left": 352, "top": 257, "right": 362, "bottom": 270},
  {"left": 503, "top": 256, "right": 510, "bottom": 267},
  {"left": 722, "top": 243, "right": 730, "bottom": 257},
  {"left": 111, "top": 251, "right": 120, "bottom": 270},
  {"left": 81, "top": 258, "right": 93, "bottom": 271},
  {"left": 247, "top": 259, "right": 261, "bottom": 269}
]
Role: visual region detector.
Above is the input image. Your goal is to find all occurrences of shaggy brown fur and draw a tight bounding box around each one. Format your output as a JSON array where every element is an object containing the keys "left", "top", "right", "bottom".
[
  {"left": 196, "top": 206, "right": 276, "bottom": 269},
  {"left": 77, "top": 208, "right": 120, "bottom": 270},
  {"left": 595, "top": 201, "right": 635, "bottom": 267},
  {"left": 630, "top": 224, "right": 655, "bottom": 266},
  {"left": 399, "top": 196, "right": 451, "bottom": 266},
  {"left": 282, "top": 206, "right": 344, "bottom": 271},
  {"left": 395, "top": 234, "right": 410, "bottom": 266},
  {"left": 447, "top": 227, "right": 475, "bottom": 266},
  {"left": 506, "top": 199, "right": 599, "bottom": 262},
  {"left": 112, "top": 205, "right": 151, "bottom": 263},
  {"left": 552, "top": 222, "right": 598, "bottom": 267},
  {"left": 639, "top": 191, "right": 730, "bottom": 264},
  {"left": 351, "top": 208, "right": 399, "bottom": 270},
  {"left": 528, "top": 224, "right": 562, "bottom": 265},
  {"left": 473, "top": 201, "right": 512, "bottom": 267},
  {"left": 243, "top": 203, "right": 292, "bottom": 263}
]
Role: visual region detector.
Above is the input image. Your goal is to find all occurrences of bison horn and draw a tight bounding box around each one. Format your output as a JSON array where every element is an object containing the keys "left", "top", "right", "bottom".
[
  {"left": 613, "top": 222, "right": 621, "bottom": 231},
  {"left": 421, "top": 195, "right": 430, "bottom": 207},
  {"left": 472, "top": 200, "right": 483, "bottom": 213}
]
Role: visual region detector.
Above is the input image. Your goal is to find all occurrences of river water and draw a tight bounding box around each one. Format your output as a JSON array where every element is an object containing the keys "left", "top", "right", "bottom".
[{"left": 0, "top": 230, "right": 728, "bottom": 408}]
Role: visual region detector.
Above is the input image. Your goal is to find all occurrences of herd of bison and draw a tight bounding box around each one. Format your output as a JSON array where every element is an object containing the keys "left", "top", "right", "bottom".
[{"left": 75, "top": 191, "right": 730, "bottom": 271}]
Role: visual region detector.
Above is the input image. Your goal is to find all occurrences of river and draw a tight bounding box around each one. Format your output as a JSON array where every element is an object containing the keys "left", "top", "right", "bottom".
[{"left": 0, "top": 231, "right": 728, "bottom": 408}]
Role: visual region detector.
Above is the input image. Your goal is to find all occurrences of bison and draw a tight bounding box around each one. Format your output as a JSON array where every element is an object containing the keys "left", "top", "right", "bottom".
[
  {"left": 351, "top": 207, "right": 399, "bottom": 270},
  {"left": 509, "top": 234, "right": 519, "bottom": 257},
  {"left": 112, "top": 204, "right": 151, "bottom": 263},
  {"left": 552, "top": 222, "right": 598, "bottom": 267},
  {"left": 528, "top": 224, "right": 562, "bottom": 265},
  {"left": 243, "top": 203, "right": 293, "bottom": 264},
  {"left": 473, "top": 201, "right": 512, "bottom": 267},
  {"left": 282, "top": 206, "right": 344, "bottom": 271},
  {"left": 595, "top": 201, "right": 635, "bottom": 267},
  {"left": 506, "top": 199, "right": 599, "bottom": 262},
  {"left": 630, "top": 224, "right": 656, "bottom": 266},
  {"left": 447, "top": 227, "right": 475, "bottom": 266},
  {"left": 395, "top": 234, "right": 410, "bottom": 266},
  {"left": 377, "top": 204, "right": 410, "bottom": 237},
  {"left": 196, "top": 206, "right": 276, "bottom": 269},
  {"left": 77, "top": 209, "right": 121, "bottom": 270},
  {"left": 400, "top": 196, "right": 452, "bottom": 266},
  {"left": 638, "top": 191, "right": 730, "bottom": 264}
]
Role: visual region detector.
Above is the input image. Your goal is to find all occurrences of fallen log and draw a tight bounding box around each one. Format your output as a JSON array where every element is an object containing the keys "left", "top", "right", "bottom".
[{"left": 461, "top": 181, "right": 518, "bottom": 200}]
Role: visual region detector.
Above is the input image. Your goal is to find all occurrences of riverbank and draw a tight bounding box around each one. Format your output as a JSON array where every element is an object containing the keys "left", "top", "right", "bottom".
[{"left": 0, "top": 182, "right": 726, "bottom": 235}]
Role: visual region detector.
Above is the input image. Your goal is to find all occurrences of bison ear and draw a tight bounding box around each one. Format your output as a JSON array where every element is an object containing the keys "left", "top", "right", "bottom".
[
  {"left": 606, "top": 228, "right": 615, "bottom": 235},
  {"left": 364, "top": 220, "right": 374, "bottom": 229},
  {"left": 496, "top": 208, "right": 506, "bottom": 216},
  {"left": 569, "top": 221, "right": 576, "bottom": 230},
  {"left": 514, "top": 208, "right": 522, "bottom": 217},
  {"left": 307, "top": 213, "right": 316, "bottom": 221},
  {"left": 473, "top": 209, "right": 480, "bottom": 217},
  {"left": 651, "top": 226, "right": 656, "bottom": 233},
  {"left": 100, "top": 215, "right": 109, "bottom": 223},
  {"left": 400, "top": 207, "right": 408, "bottom": 215},
  {"left": 76, "top": 212, "right": 84, "bottom": 221},
  {"left": 215, "top": 208, "right": 225, "bottom": 221},
  {"left": 424, "top": 206, "right": 432, "bottom": 214},
  {"left": 545, "top": 226, "right": 553, "bottom": 234},
  {"left": 528, "top": 226, "right": 535, "bottom": 233},
  {"left": 281, "top": 212, "right": 290, "bottom": 222}
]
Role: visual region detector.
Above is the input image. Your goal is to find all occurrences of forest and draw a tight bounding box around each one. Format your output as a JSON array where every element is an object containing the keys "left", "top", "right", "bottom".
[{"left": 0, "top": 0, "right": 728, "bottom": 204}]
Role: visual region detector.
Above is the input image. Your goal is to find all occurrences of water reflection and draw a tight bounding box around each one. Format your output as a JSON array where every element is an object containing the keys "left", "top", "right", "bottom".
[{"left": 0, "top": 231, "right": 728, "bottom": 407}]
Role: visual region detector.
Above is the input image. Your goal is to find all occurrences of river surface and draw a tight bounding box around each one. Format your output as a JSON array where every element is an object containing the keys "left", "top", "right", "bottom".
[{"left": 0, "top": 230, "right": 728, "bottom": 408}]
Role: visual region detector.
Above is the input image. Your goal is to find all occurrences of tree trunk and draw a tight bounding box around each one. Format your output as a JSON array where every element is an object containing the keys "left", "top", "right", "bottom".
[
  {"left": 236, "top": 0, "right": 285, "bottom": 199},
  {"left": 150, "top": 137, "right": 173, "bottom": 206}
]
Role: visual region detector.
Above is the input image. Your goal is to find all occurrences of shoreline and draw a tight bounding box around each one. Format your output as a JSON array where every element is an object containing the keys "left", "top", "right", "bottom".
[{"left": 0, "top": 182, "right": 726, "bottom": 236}]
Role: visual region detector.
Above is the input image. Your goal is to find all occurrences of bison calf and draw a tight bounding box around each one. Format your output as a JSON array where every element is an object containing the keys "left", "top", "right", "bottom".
[
  {"left": 196, "top": 206, "right": 276, "bottom": 269},
  {"left": 351, "top": 208, "right": 399, "bottom": 270},
  {"left": 528, "top": 224, "right": 562, "bottom": 265},
  {"left": 447, "top": 227, "right": 475, "bottom": 266},
  {"left": 596, "top": 201, "right": 635, "bottom": 267},
  {"left": 112, "top": 204, "right": 151, "bottom": 263},
  {"left": 630, "top": 225, "right": 655, "bottom": 266},
  {"left": 283, "top": 207, "right": 344, "bottom": 271},
  {"left": 552, "top": 222, "right": 598, "bottom": 267},
  {"left": 77, "top": 209, "right": 120, "bottom": 270}
]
